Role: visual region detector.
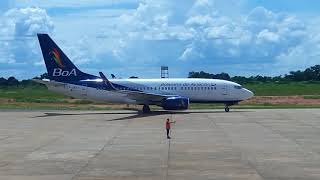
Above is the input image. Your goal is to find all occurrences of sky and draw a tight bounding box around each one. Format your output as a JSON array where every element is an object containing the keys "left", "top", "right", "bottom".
[{"left": 0, "top": 0, "right": 320, "bottom": 79}]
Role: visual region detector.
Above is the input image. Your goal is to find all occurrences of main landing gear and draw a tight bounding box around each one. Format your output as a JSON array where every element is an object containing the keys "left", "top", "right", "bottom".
[{"left": 142, "top": 105, "right": 151, "bottom": 113}]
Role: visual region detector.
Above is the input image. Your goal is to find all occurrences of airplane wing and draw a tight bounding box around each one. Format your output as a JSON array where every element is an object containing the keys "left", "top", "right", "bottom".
[
  {"left": 99, "top": 72, "right": 173, "bottom": 104},
  {"left": 118, "top": 90, "right": 170, "bottom": 103}
]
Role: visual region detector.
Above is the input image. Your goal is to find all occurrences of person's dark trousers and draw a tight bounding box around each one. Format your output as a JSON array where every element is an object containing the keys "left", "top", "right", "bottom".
[{"left": 166, "top": 129, "right": 170, "bottom": 138}]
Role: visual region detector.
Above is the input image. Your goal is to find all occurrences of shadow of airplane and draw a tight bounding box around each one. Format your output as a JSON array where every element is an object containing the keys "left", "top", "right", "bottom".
[{"left": 33, "top": 110, "right": 252, "bottom": 121}]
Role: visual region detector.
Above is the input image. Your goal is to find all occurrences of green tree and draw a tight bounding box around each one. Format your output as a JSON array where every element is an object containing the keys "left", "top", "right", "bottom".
[{"left": 7, "top": 77, "right": 19, "bottom": 86}]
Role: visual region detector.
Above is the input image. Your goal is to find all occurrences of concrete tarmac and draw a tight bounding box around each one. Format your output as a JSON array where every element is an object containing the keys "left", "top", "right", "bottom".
[{"left": 0, "top": 109, "right": 320, "bottom": 179}]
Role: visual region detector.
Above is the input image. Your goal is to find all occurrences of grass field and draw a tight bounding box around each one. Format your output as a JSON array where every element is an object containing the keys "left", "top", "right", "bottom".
[
  {"left": 1, "top": 82, "right": 320, "bottom": 110},
  {"left": 189, "top": 103, "right": 320, "bottom": 109},
  {"left": 0, "top": 85, "right": 67, "bottom": 102},
  {"left": 243, "top": 82, "right": 320, "bottom": 96},
  {"left": 303, "top": 95, "right": 320, "bottom": 99},
  {"left": 0, "top": 103, "right": 112, "bottom": 110}
]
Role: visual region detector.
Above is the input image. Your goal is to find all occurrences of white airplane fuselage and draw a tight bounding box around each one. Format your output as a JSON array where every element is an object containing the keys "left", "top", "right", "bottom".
[{"left": 45, "top": 78, "right": 253, "bottom": 105}]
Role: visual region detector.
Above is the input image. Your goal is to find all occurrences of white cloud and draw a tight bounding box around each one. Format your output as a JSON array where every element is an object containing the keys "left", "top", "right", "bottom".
[
  {"left": 1, "top": 0, "right": 319, "bottom": 78},
  {"left": 4, "top": 7, "right": 54, "bottom": 36},
  {"left": 13, "top": 0, "right": 139, "bottom": 8},
  {"left": 179, "top": 46, "right": 203, "bottom": 61},
  {"left": 185, "top": 15, "right": 214, "bottom": 27},
  {"left": 257, "top": 29, "right": 280, "bottom": 43},
  {"left": 0, "top": 7, "right": 54, "bottom": 65},
  {"left": 88, "top": 0, "right": 316, "bottom": 76}
]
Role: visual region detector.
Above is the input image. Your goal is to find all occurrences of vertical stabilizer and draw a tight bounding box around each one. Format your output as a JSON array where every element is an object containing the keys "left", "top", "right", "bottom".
[{"left": 37, "top": 34, "right": 97, "bottom": 81}]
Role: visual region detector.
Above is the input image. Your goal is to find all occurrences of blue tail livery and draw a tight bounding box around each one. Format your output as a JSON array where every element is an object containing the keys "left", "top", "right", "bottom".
[{"left": 37, "top": 34, "right": 97, "bottom": 82}]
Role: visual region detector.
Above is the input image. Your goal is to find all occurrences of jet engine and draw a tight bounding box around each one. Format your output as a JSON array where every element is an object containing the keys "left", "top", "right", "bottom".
[{"left": 161, "top": 97, "right": 189, "bottom": 110}]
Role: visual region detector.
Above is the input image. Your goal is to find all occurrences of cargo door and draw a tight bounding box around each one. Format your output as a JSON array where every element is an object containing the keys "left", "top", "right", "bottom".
[{"left": 81, "top": 84, "right": 88, "bottom": 97}]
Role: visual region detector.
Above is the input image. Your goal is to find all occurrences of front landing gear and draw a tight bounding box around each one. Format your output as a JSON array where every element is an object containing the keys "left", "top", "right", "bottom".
[
  {"left": 142, "top": 105, "right": 151, "bottom": 113},
  {"left": 224, "top": 104, "right": 230, "bottom": 112}
]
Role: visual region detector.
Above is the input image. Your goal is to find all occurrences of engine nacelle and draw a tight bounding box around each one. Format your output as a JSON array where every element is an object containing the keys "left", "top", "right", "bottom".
[{"left": 161, "top": 97, "right": 189, "bottom": 110}]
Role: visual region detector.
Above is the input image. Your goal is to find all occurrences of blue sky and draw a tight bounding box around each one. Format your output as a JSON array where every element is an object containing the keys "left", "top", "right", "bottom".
[{"left": 0, "top": 0, "right": 320, "bottom": 79}]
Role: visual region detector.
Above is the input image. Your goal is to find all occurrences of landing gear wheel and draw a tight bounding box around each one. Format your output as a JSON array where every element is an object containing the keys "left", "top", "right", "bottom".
[
  {"left": 224, "top": 106, "right": 230, "bottom": 112},
  {"left": 142, "top": 105, "right": 151, "bottom": 113}
]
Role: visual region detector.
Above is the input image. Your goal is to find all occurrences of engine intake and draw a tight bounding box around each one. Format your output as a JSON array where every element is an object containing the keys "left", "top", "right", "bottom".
[{"left": 161, "top": 97, "right": 189, "bottom": 110}]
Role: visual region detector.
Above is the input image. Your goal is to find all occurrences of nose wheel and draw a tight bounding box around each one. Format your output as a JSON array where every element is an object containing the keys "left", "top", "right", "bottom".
[
  {"left": 224, "top": 105, "right": 230, "bottom": 112},
  {"left": 142, "top": 105, "right": 151, "bottom": 113}
]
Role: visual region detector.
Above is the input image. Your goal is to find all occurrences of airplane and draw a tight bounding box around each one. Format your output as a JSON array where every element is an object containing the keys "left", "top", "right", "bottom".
[{"left": 34, "top": 34, "right": 254, "bottom": 113}]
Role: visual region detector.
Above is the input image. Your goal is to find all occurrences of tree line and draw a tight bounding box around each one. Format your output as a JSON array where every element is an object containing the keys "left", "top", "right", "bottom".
[
  {"left": 0, "top": 73, "right": 48, "bottom": 87},
  {"left": 188, "top": 65, "right": 320, "bottom": 84},
  {"left": 0, "top": 65, "right": 319, "bottom": 87}
]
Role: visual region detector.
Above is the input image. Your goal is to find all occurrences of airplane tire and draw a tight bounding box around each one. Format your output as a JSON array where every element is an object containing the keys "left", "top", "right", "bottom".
[
  {"left": 143, "top": 105, "right": 151, "bottom": 113},
  {"left": 225, "top": 107, "right": 230, "bottom": 112}
]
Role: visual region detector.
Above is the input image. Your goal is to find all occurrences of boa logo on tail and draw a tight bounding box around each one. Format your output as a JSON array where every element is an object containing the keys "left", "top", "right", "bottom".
[{"left": 50, "top": 48, "right": 65, "bottom": 68}]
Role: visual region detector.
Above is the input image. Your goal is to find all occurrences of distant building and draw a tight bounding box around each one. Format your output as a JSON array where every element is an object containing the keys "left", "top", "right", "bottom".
[{"left": 161, "top": 66, "right": 169, "bottom": 78}]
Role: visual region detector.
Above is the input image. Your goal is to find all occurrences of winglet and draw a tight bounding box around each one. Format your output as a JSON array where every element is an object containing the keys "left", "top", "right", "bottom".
[{"left": 99, "top": 72, "right": 118, "bottom": 91}]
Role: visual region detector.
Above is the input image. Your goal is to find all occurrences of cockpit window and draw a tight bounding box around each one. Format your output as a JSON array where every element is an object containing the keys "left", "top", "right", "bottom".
[{"left": 234, "top": 85, "right": 242, "bottom": 89}]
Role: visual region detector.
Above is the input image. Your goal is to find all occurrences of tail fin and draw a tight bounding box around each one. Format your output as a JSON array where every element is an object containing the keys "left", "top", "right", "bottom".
[{"left": 37, "top": 34, "right": 97, "bottom": 82}]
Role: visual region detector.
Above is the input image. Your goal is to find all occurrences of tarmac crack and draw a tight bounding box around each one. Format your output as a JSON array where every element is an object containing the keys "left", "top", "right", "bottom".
[
  {"left": 164, "top": 139, "right": 171, "bottom": 180},
  {"left": 164, "top": 113, "right": 174, "bottom": 180},
  {"left": 70, "top": 120, "right": 131, "bottom": 180},
  {"left": 206, "top": 114, "right": 266, "bottom": 180},
  {"left": 0, "top": 135, "right": 10, "bottom": 142},
  {"left": 250, "top": 112, "right": 320, "bottom": 159}
]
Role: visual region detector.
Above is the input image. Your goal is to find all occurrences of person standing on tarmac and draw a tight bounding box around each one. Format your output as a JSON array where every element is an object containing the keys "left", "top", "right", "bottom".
[{"left": 166, "top": 118, "right": 175, "bottom": 139}]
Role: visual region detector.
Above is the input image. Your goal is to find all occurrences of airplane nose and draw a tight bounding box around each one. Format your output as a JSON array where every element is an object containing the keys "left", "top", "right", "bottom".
[
  {"left": 248, "top": 89, "right": 254, "bottom": 98},
  {"left": 243, "top": 88, "right": 254, "bottom": 100}
]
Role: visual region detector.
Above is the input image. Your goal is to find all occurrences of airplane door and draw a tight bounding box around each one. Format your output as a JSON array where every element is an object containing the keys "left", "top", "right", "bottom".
[
  {"left": 221, "top": 85, "right": 228, "bottom": 95},
  {"left": 81, "top": 84, "right": 88, "bottom": 97}
]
